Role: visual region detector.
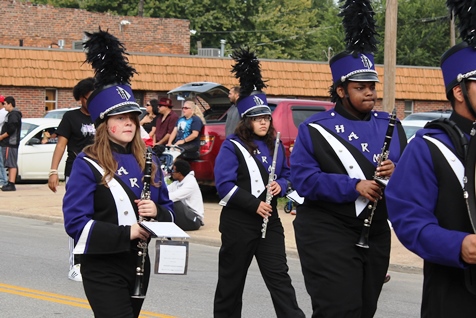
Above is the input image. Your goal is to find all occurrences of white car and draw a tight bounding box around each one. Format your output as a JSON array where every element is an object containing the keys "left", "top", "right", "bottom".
[
  {"left": 44, "top": 107, "right": 79, "bottom": 119},
  {"left": 402, "top": 120, "right": 431, "bottom": 140},
  {"left": 44, "top": 107, "right": 148, "bottom": 120},
  {"left": 17, "top": 118, "right": 66, "bottom": 181},
  {"left": 402, "top": 110, "right": 452, "bottom": 140}
]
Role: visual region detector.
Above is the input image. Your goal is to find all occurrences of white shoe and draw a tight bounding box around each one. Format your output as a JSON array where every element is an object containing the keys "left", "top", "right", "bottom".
[{"left": 68, "top": 264, "right": 83, "bottom": 282}]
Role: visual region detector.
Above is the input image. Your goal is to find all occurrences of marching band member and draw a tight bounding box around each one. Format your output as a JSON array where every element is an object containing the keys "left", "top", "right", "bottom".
[
  {"left": 213, "top": 48, "right": 305, "bottom": 318},
  {"left": 289, "top": 1, "right": 406, "bottom": 317},
  {"left": 62, "top": 29, "right": 174, "bottom": 318},
  {"left": 386, "top": 1, "right": 476, "bottom": 316}
]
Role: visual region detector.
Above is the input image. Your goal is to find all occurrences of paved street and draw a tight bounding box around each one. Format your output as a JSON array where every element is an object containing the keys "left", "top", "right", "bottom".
[
  {"left": 0, "top": 214, "right": 423, "bottom": 317},
  {"left": 0, "top": 184, "right": 423, "bottom": 271},
  {"left": 0, "top": 184, "right": 424, "bottom": 317}
]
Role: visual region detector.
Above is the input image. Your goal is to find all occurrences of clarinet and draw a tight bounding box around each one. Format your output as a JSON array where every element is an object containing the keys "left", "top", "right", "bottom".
[
  {"left": 261, "top": 132, "right": 281, "bottom": 239},
  {"left": 356, "top": 108, "right": 397, "bottom": 249},
  {"left": 131, "top": 148, "right": 153, "bottom": 299}
]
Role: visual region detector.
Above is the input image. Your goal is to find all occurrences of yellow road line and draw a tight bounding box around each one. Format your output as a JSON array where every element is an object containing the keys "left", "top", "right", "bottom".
[{"left": 0, "top": 283, "right": 176, "bottom": 318}]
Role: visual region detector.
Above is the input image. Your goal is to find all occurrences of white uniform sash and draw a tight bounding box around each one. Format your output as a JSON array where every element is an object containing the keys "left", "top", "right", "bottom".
[
  {"left": 74, "top": 158, "right": 138, "bottom": 254},
  {"left": 309, "top": 123, "right": 369, "bottom": 216},
  {"left": 83, "top": 157, "right": 138, "bottom": 225},
  {"left": 424, "top": 135, "right": 464, "bottom": 188},
  {"left": 218, "top": 140, "right": 266, "bottom": 206}
]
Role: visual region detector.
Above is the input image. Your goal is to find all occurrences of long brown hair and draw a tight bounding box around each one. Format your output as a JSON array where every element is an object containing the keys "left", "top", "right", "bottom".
[
  {"left": 83, "top": 115, "right": 156, "bottom": 186},
  {"left": 235, "top": 117, "right": 276, "bottom": 154}
]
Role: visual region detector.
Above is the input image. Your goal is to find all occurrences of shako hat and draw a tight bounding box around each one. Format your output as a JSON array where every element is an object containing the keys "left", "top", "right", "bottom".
[
  {"left": 330, "top": 0, "right": 379, "bottom": 86},
  {"left": 230, "top": 47, "right": 271, "bottom": 118},
  {"left": 83, "top": 28, "right": 141, "bottom": 125},
  {"left": 441, "top": 1, "right": 476, "bottom": 99}
]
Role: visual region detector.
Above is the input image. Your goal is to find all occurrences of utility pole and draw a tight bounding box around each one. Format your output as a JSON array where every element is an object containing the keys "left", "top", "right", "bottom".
[
  {"left": 382, "top": 0, "right": 398, "bottom": 113},
  {"left": 138, "top": 0, "right": 144, "bottom": 17},
  {"left": 450, "top": 11, "right": 456, "bottom": 46}
]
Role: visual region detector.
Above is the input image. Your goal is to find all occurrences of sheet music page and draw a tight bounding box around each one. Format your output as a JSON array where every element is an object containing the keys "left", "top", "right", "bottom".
[
  {"left": 157, "top": 243, "right": 188, "bottom": 274},
  {"left": 140, "top": 221, "right": 190, "bottom": 239},
  {"left": 286, "top": 190, "right": 305, "bottom": 205}
]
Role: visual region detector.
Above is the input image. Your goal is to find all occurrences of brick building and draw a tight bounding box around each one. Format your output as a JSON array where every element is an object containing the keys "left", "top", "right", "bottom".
[{"left": 0, "top": 0, "right": 450, "bottom": 119}]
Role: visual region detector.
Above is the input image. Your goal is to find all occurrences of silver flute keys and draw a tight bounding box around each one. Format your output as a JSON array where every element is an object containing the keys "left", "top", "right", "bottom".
[{"left": 262, "top": 132, "right": 281, "bottom": 239}]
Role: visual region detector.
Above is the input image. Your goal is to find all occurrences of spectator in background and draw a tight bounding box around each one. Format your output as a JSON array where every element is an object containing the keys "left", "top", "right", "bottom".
[
  {"left": 140, "top": 99, "right": 158, "bottom": 139},
  {"left": 153, "top": 98, "right": 178, "bottom": 155},
  {"left": 167, "top": 100, "right": 205, "bottom": 159},
  {"left": 0, "top": 95, "right": 8, "bottom": 188},
  {"left": 0, "top": 96, "right": 22, "bottom": 192},
  {"left": 167, "top": 159, "right": 204, "bottom": 231},
  {"left": 47, "top": 77, "right": 96, "bottom": 282},
  {"left": 41, "top": 129, "right": 58, "bottom": 144},
  {"left": 225, "top": 86, "right": 240, "bottom": 137}
]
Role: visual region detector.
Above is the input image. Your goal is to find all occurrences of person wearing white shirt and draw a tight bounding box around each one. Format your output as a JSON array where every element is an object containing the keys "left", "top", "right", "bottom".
[
  {"left": 0, "top": 96, "right": 8, "bottom": 188},
  {"left": 167, "top": 159, "right": 204, "bottom": 230}
]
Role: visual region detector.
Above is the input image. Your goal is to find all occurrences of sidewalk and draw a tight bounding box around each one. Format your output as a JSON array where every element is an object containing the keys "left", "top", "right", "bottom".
[{"left": 0, "top": 184, "right": 423, "bottom": 272}]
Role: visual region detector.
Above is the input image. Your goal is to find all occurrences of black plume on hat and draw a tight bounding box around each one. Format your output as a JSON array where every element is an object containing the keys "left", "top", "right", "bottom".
[
  {"left": 230, "top": 47, "right": 267, "bottom": 100},
  {"left": 83, "top": 28, "right": 137, "bottom": 88},
  {"left": 340, "top": 0, "right": 378, "bottom": 55},
  {"left": 446, "top": 0, "right": 476, "bottom": 47},
  {"left": 83, "top": 28, "right": 141, "bottom": 123},
  {"left": 230, "top": 47, "right": 271, "bottom": 118}
]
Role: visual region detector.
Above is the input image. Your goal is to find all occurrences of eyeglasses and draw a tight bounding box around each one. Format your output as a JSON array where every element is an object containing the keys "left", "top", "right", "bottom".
[
  {"left": 252, "top": 116, "right": 272, "bottom": 122},
  {"left": 182, "top": 106, "right": 191, "bottom": 110}
]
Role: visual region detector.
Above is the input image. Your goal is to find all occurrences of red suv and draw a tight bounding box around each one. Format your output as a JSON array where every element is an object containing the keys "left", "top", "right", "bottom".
[{"left": 168, "top": 82, "right": 334, "bottom": 186}]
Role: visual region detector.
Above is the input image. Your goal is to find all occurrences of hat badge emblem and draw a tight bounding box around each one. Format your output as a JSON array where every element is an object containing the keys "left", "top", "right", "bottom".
[
  {"left": 253, "top": 96, "right": 264, "bottom": 105},
  {"left": 360, "top": 54, "right": 373, "bottom": 70},
  {"left": 116, "top": 86, "right": 131, "bottom": 100}
]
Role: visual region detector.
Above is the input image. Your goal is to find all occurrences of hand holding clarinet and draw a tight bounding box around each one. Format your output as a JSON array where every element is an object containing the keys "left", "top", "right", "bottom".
[
  {"left": 131, "top": 147, "right": 155, "bottom": 299},
  {"left": 356, "top": 108, "right": 397, "bottom": 248}
]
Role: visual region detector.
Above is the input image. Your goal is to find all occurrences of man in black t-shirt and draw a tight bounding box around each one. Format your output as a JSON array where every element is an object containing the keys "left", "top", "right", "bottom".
[{"left": 48, "top": 77, "right": 95, "bottom": 282}]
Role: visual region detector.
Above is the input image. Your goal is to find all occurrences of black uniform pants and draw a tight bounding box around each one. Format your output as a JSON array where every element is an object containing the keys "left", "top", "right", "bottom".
[
  {"left": 214, "top": 219, "right": 305, "bottom": 318},
  {"left": 294, "top": 206, "right": 390, "bottom": 318},
  {"left": 81, "top": 251, "right": 151, "bottom": 318},
  {"left": 421, "top": 263, "right": 476, "bottom": 318}
]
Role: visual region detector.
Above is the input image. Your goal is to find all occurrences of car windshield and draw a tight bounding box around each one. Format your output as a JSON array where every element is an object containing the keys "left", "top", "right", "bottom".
[
  {"left": 403, "top": 112, "right": 451, "bottom": 121},
  {"left": 402, "top": 125, "right": 423, "bottom": 140},
  {"left": 20, "top": 122, "right": 39, "bottom": 140},
  {"left": 44, "top": 110, "right": 68, "bottom": 119}
]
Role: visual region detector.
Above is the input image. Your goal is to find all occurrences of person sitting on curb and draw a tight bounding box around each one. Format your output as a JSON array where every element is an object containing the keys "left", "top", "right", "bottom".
[{"left": 167, "top": 159, "right": 204, "bottom": 231}]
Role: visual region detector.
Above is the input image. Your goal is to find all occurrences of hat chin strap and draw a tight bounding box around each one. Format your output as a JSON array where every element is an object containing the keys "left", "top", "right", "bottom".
[{"left": 460, "top": 81, "right": 476, "bottom": 120}]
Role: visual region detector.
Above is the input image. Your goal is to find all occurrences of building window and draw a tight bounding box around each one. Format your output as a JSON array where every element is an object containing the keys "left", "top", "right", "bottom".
[
  {"left": 404, "top": 100, "right": 414, "bottom": 118},
  {"left": 134, "top": 91, "right": 144, "bottom": 107},
  {"left": 45, "top": 89, "right": 57, "bottom": 111}
]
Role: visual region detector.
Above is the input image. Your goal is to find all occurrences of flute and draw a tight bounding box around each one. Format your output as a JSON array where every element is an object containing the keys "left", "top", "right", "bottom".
[
  {"left": 261, "top": 132, "right": 281, "bottom": 239},
  {"left": 356, "top": 108, "right": 397, "bottom": 249},
  {"left": 131, "top": 147, "right": 153, "bottom": 299}
]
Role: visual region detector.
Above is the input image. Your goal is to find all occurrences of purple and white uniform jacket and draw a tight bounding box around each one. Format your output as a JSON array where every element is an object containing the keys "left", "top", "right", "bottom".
[
  {"left": 63, "top": 145, "right": 174, "bottom": 255},
  {"left": 214, "top": 135, "right": 289, "bottom": 227},
  {"left": 290, "top": 102, "right": 406, "bottom": 220}
]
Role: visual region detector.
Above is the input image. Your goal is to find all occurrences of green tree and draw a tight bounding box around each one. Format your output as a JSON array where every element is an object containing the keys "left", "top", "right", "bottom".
[{"left": 374, "top": 0, "right": 450, "bottom": 66}]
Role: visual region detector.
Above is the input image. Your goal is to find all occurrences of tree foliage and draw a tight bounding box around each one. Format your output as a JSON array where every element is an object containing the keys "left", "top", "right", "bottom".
[{"left": 26, "top": 0, "right": 454, "bottom": 66}]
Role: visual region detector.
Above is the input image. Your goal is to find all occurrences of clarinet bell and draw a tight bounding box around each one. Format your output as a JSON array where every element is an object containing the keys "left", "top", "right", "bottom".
[{"left": 355, "top": 222, "right": 370, "bottom": 249}]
